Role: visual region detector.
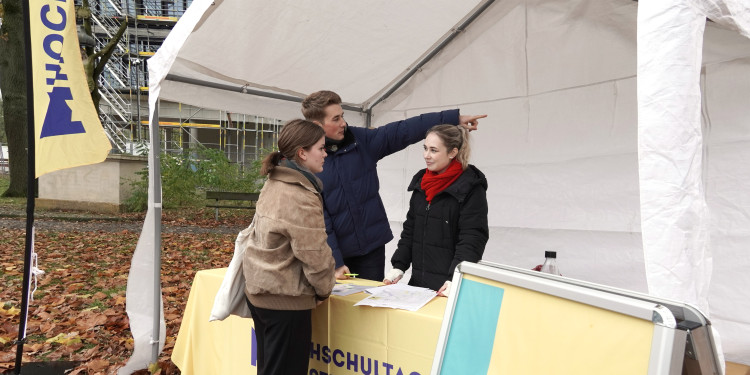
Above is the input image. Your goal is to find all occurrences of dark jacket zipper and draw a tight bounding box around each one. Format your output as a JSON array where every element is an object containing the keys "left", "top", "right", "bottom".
[{"left": 421, "top": 201, "right": 431, "bottom": 283}]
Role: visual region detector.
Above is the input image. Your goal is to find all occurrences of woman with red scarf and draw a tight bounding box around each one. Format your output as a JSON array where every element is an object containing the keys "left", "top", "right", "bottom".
[{"left": 384, "top": 125, "right": 489, "bottom": 296}]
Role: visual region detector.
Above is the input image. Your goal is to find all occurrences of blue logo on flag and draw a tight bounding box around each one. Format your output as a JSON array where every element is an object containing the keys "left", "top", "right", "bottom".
[{"left": 40, "top": 86, "right": 86, "bottom": 138}]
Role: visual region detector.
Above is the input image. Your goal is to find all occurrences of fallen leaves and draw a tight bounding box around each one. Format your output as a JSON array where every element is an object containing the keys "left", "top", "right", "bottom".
[
  {"left": 0, "top": 351, "right": 14, "bottom": 363},
  {"left": 75, "top": 311, "right": 108, "bottom": 331},
  {"left": 85, "top": 359, "right": 112, "bottom": 373},
  {"left": 0, "top": 209, "right": 242, "bottom": 374},
  {"left": 46, "top": 332, "right": 82, "bottom": 345},
  {"left": 0, "top": 305, "right": 20, "bottom": 316}
]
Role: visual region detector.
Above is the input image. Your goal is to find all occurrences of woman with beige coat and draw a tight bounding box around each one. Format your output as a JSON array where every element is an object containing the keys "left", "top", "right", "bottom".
[{"left": 242, "top": 119, "right": 335, "bottom": 375}]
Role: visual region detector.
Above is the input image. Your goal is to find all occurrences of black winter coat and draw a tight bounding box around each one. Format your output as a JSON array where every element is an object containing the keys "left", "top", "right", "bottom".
[{"left": 391, "top": 165, "right": 489, "bottom": 291}]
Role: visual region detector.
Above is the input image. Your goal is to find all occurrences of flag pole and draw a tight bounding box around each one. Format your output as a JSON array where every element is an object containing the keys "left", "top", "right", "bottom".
[{"left": 14, "top": 0, "right": 37, "bottom": 372}]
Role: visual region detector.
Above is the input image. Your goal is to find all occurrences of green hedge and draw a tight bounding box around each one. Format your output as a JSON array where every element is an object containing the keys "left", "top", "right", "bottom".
[{"left": 124, "top": 146, "right": 265, "bottom": 211}]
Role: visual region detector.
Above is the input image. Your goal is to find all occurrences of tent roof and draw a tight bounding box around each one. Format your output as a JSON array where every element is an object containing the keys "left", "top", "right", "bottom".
[{"left": 149, "top": 0, "right": 492, "bottom": 120}]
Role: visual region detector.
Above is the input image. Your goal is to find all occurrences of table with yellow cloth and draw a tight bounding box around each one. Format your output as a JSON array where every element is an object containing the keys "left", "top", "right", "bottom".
[{"left": 172, "top": 268, "right": 447, "bottom": 375}]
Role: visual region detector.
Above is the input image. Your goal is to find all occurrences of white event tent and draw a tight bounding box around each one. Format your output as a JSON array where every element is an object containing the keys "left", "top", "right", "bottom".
[{"left": 123, "top": 0, "right": 750, "bottom": 370}]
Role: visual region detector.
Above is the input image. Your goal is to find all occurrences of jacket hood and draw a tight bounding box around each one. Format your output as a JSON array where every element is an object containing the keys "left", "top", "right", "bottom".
[
  {"left": 269, "top": 166, "right": 321, "bottom": 195},
  {"left": 408, "top": 164, "right": 487, "bottom": 202}
]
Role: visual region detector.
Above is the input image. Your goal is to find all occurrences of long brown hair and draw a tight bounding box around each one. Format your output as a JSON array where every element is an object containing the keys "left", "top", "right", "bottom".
[{"left": 261, "top": 119, "right": 325, "bottom": 175}]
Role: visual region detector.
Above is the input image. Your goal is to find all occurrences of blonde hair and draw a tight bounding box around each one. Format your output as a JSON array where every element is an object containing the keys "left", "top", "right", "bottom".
[{"left": 426, "top": 125, "right": 471, "bottom": 170}]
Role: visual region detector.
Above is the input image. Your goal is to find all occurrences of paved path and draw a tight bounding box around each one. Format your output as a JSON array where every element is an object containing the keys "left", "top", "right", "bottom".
[{"left": 0, "top": 212, "right": 243, "bottom": 235}]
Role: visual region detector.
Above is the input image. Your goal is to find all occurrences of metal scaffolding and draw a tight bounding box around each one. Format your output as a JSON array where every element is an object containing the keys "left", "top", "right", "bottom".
[{"left": 82, "top": 0, "right": 282, "bottom": 166}]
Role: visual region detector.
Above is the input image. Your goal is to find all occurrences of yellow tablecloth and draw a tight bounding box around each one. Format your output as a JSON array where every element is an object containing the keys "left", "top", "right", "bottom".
[{"left": 172, "top": 268, "right": 447, "bottom": 375}]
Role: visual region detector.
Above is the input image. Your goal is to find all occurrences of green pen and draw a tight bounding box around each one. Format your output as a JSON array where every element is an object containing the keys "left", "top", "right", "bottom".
[{"left": 344, "top": 273, "right": 358, "bottom": 278}]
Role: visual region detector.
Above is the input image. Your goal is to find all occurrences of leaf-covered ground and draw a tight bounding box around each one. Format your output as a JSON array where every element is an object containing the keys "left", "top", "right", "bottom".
[{"left": 0, "top": 207, "right": 251, "bottom": 374}]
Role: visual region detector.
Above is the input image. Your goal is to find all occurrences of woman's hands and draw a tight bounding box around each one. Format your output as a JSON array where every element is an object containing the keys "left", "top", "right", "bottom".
[
  {"left": 383, "top": 268, "right": 405, "bottom": 285},
  {"left": 382, "top": 270, "right": 452, "bottom": 297},
  {"left": 437, "top": 281, "right": 452, "bottom": 297}
]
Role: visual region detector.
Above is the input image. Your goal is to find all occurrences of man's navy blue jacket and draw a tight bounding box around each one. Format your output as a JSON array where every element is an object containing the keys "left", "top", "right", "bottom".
[{"left": 316, "top": 109, "right": 460, "bottom": 267}]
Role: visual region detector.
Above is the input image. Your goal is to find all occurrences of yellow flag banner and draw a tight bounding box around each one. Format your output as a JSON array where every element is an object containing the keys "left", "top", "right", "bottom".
[{"left": 30, "top": 0, "right": 112, "bottom": 178}]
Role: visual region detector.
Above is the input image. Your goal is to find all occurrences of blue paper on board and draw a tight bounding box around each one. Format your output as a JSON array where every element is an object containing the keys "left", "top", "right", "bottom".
[{"left": 440, "top": 279, "right": 504, "bottom": 375}]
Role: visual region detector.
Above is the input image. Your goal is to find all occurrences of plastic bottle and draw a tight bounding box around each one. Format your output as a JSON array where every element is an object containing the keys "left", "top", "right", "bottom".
[{"left": 540, "top": 251, "right": 561, "bottom": 276}]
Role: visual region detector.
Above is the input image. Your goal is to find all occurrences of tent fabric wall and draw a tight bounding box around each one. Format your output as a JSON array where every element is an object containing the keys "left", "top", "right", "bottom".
[
  {"left": 691, "top": 0, "right": 750, "bottom": 38},
  {"left": 146, "top": 0, "right": 750, "bottom": 365},
  {"left": 638, "top": 0, "right": 750, "bottom": 364},
  {"left": 376, "top": 0, "right": 645, "bottom": 291},
  {"left": 370, "top": 0, "right": 750, "bottom": 364},
  {"left": 637, "top": 0, "right": 712, "bottom": 338}
]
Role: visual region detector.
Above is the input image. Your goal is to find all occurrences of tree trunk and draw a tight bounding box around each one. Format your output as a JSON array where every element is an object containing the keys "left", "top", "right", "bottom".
[{"left": 0, "top": 0, "right": 30, "bottom": 197}]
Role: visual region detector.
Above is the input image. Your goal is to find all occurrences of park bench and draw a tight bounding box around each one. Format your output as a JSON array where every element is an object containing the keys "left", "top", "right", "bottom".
[{"left": 205, "top": 191, "right": 260, "bottom": 220}]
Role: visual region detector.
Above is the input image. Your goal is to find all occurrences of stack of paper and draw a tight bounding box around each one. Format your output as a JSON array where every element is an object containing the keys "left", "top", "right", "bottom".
[
  {"left": 354, "top": 284, "right": 437, "bottom": 311},
  {"left": 331, "top": 283, "right": 371, "bottom": 296}
]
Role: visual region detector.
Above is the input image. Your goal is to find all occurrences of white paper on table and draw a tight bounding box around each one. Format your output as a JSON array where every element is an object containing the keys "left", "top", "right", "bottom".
[
  {"left": 354, "top": 284, "right": 437, "bottom": 311},
  {"left": 331, "top": 283, "right": 372, "bottom": 296}
]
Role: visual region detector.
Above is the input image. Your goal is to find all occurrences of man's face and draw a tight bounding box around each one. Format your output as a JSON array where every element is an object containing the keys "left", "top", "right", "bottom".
[{"left": 320, "top": 104, "right": 346, "bottom": 141}]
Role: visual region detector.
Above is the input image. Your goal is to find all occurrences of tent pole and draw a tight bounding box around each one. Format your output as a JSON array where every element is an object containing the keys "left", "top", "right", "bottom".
[
  {"left": 150, "top": 103, "right": 163, "bottom": 365},
  {"left": 366, "top": 0, "right": 496, "bottom": 113},
  {"left": 163, "top": 74, "right": 366, "bottom": 114}
]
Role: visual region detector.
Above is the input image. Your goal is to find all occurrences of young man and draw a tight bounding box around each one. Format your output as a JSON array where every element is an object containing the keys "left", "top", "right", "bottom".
[{"left": 302, "top": 90, "right": 485, "bottom": 281}]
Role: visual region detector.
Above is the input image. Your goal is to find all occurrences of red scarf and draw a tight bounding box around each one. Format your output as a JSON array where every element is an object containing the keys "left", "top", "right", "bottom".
[{"left": 421, "top": 160, "right": 464, "bottom": 203}]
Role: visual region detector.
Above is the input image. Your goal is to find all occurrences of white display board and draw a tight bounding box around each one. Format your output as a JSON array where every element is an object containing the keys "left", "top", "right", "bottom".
[{"left": 431, "top": 261, "right": 722, "bottom": 375}]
